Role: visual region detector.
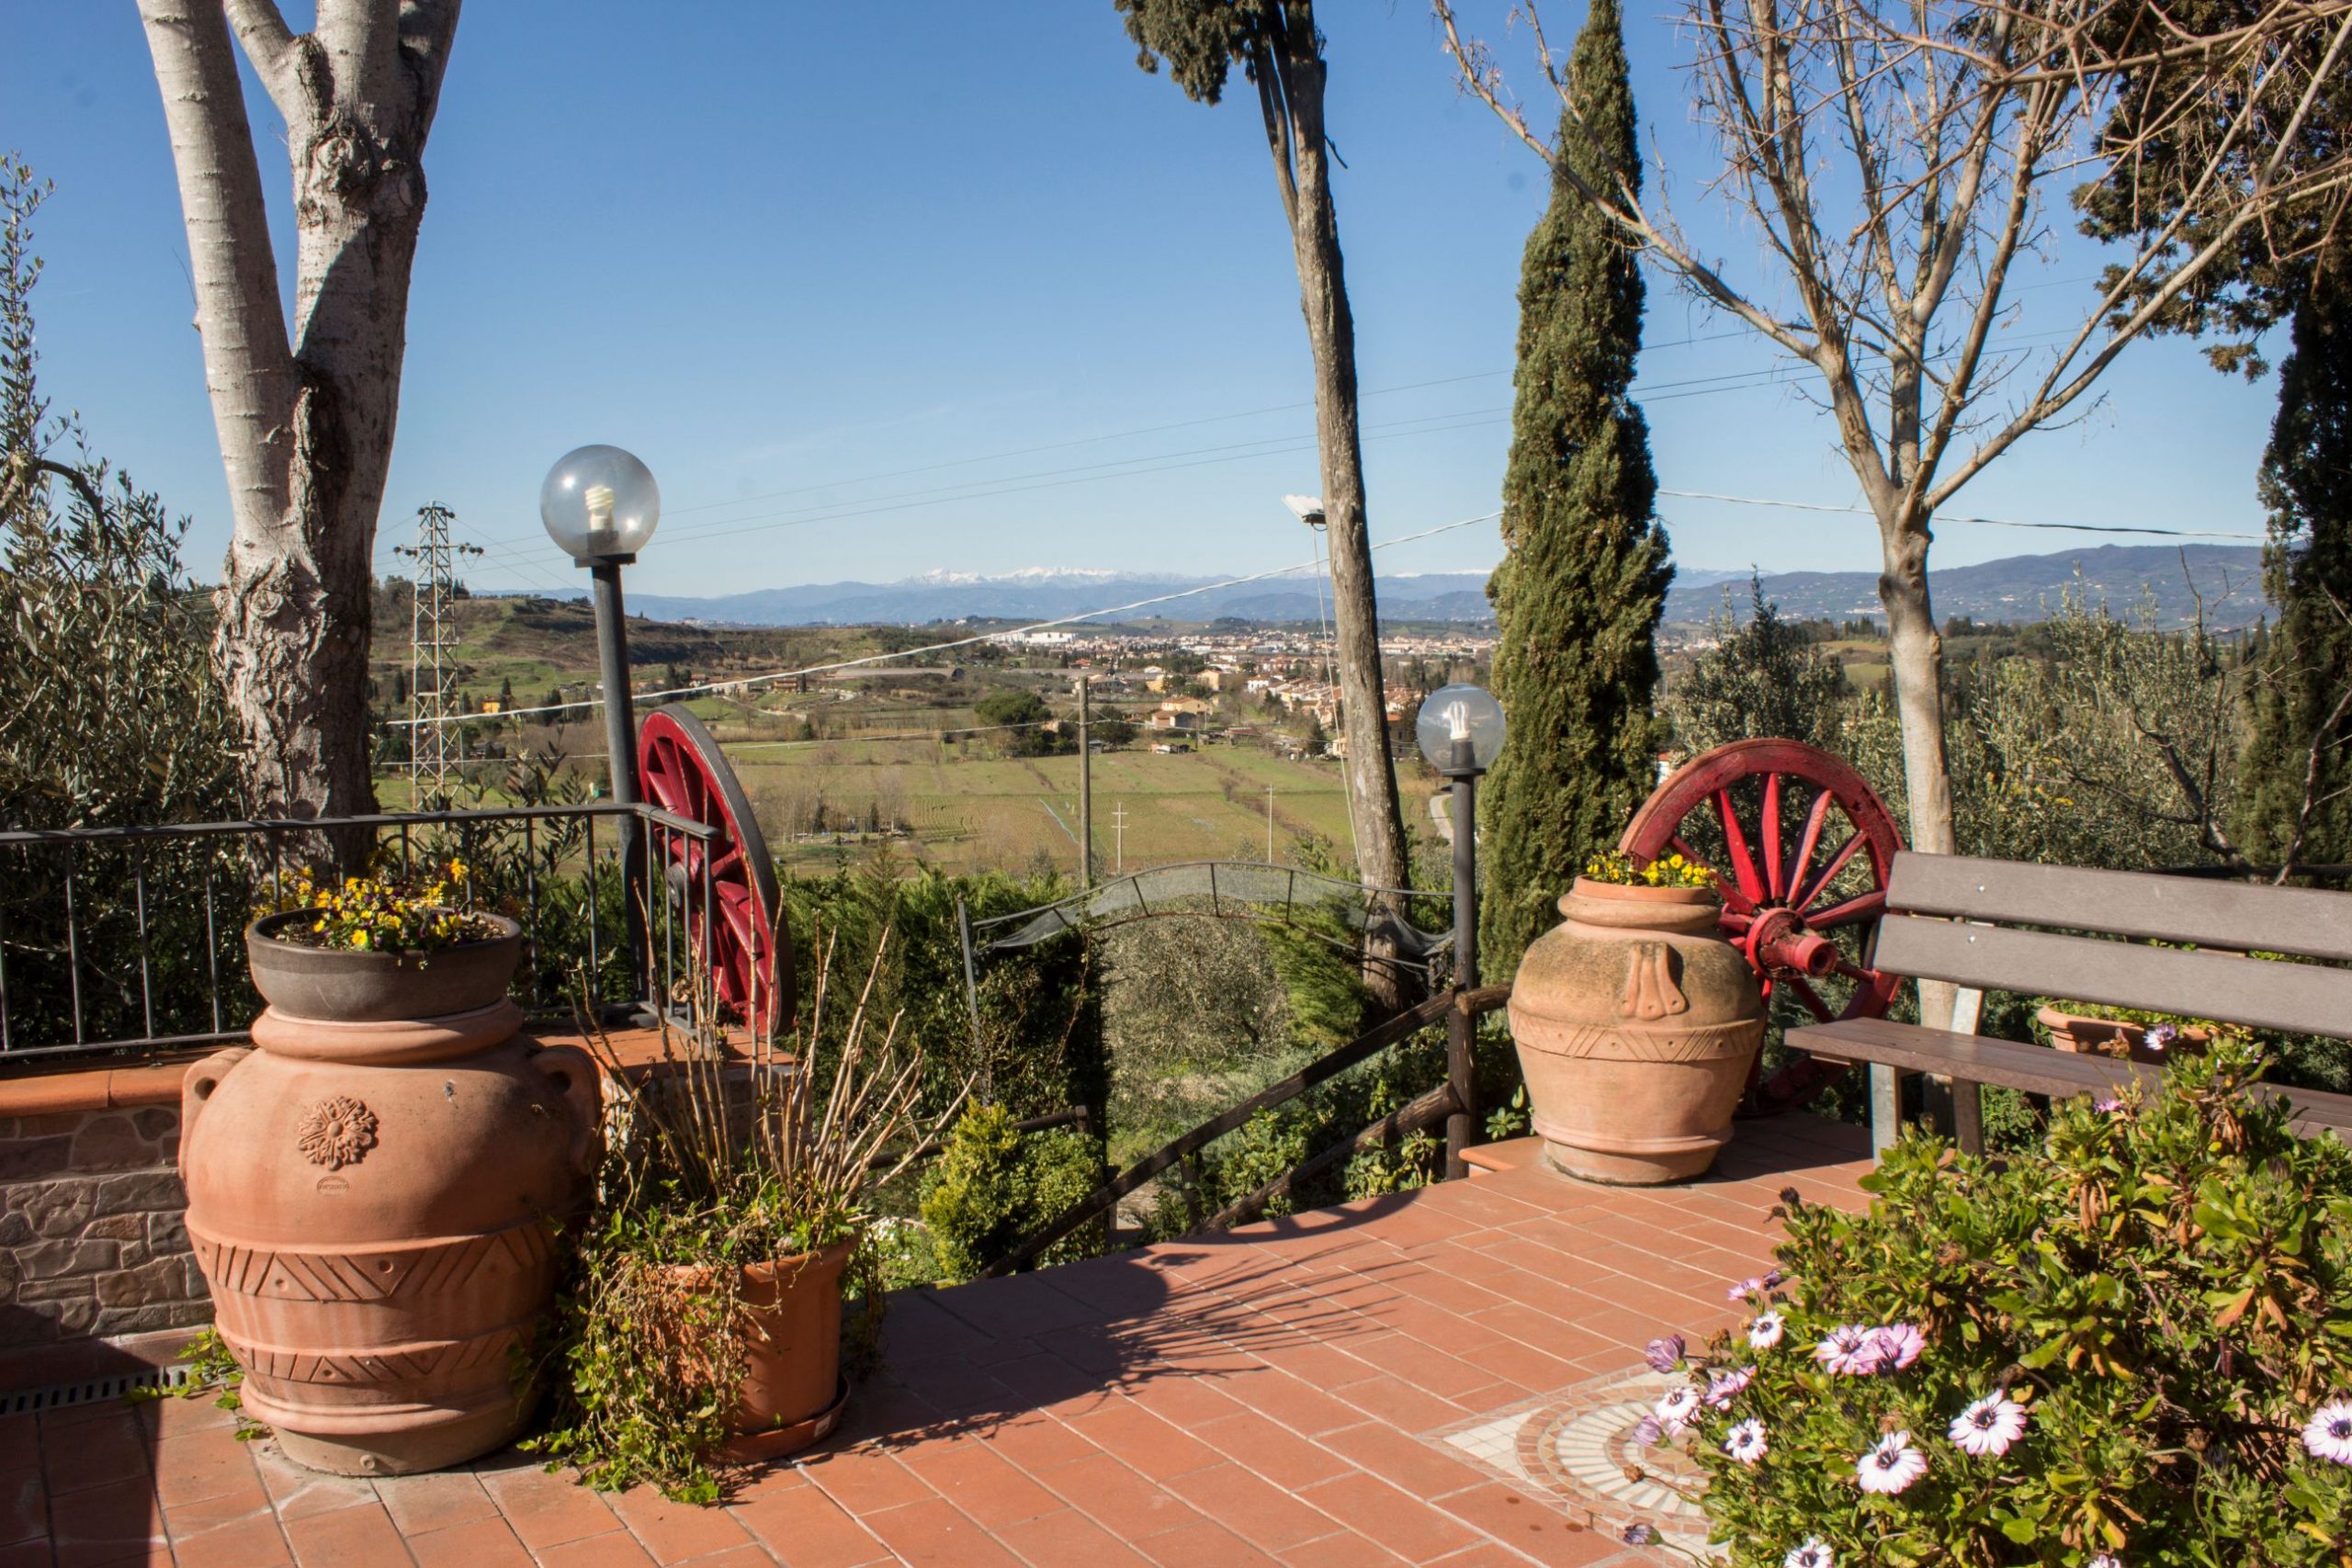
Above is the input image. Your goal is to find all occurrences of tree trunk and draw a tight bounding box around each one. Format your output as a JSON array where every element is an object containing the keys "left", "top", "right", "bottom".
[
  {"left": 138, "top": 0, "right": 457, "bottom": 844},
  {"left": 1877, "top": 510, "right": 1961, "bottom": 1027},
  {"left": 1277, "top": 50, "right": 1415, "bottom": 1013}
]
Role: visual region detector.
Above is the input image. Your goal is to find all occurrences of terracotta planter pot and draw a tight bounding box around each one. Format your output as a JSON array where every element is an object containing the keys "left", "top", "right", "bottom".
[
  {"left": 247, "top": 909, "right": 523, "bottom": 1021},
  {"left": 182, "top": 921, "right": 600, "bottom": 1476},
  {"left": 665, "top": 1241, "right": 854, "bottom": 1462},
  {"left": 2037, "top": 1006, "right": 2209, "bottom": 1066},
  {"left": 1505, "top": 879, "right": 1766, "bottom": 1185}
]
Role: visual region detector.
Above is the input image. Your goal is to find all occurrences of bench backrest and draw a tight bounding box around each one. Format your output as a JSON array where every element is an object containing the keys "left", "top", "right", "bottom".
[{"left": 1875, "top": 852, "right": 2352, "bottom": 1041}]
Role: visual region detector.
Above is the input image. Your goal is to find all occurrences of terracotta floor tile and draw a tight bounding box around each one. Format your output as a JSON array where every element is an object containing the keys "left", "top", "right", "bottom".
[
  {"left": 990, "top": 1506, "right": 1156, "bottom": 1568},
  {"left": 1279, "top": 1530, "right": 1415, "bottom": 1567},
  {"left": 1161, "top": 1464, "right": 1335, "bottom": 1553},
  {"left": 167, "top": 1511, "right": 293, "bottom": 1568},
  {"left": 797, "top": 1444, "right": 933, "bottom": 1515},
  {"left": 1292, "top": 1472, "right": 1481, "bottom": 1565},
  {"left": 0, "top": 1469, "right": 41, "bottom": 1547},
  {"left": 858, "top": 1497, "right": 1026, "bottom": 1567},
  {"left": 974, "top": 1413, "right": 1100, "bottom": 1475},
  {"left": 730, "top": 1482, "right": 890, "bottom": 1568},
  {"left": 1326, "top": 1373, "right": 1468, "bottom": 1435},
  {"left": 149, "top": 1427, "right": 258, "bottom": 1511},
  {"left": 1032, "top": 1453, "right": 1201, "bottom": 1542},
  {"left": 537, "top": 1529, "right": 660, "bottom": 1568},
  {"left": 1059, "top": 1397, "right": 1220, "bottom": 1481},
  {"left": 474, "top": 1463, "right": 622, "bottom": 1551},
  {"left": 41, "top": 1411, "right": 150, "bottom": 1496},
  {"left": 0, "top": 1419, "right": 33, "bottom": 1475},
  {"left": 1187, "top": 1410, "right": 1353, "bottom": 1494},
  {"left": 1317, "top": 1423, "right": 1495, "bottom": 1505},
  {"left": 1434, "top": 1483, "right": 1623, "bottom": 1568},
  {"left": 375, "top": 1471, "right": 498, "bottom": 1537},
  {"left": 896, "top": 1436, "right": 1061, "bottom": 1529},
  {"left": 282, "top": 1501, "right": 414, "bottom": 1567},
  {"left": 606, "top": 1484, "right": 754, "bottom": 1563},
  {"left": 161, "top": 1486, "right": 279, "bottom": 1544},
  {"left": 47, "top": 1479, "right": 165, "bottom": 1561},
  {"left": 249, "top": 1445, "right": 379, "bottom": 1523},
  {"left": 669, "top": 1548, "right": 779, "bottom": 1567},
  {"left": 1130, "top": 1517, "right": 1284, "bottom": 1566},
  {"left": 1225, "top": 1371, "right": 1363, "bottom": 1438},
  {"left": 404, "top": 1516, "right": 537, "bottom": 1568}
]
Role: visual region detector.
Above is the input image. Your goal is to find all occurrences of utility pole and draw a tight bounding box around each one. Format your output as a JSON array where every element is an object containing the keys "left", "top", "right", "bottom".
[
  {"left": 1076, "top": 676, "right": 1093, "bottom": 886},
  {"left": 1112, "top": 802, "right": 1127, "bottom": 876},
  {"left": 391, "top": 503, "right": 481, "bottom": 810}
]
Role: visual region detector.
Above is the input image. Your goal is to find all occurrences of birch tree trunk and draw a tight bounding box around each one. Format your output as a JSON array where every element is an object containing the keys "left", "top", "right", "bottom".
[
  {"left": 137, "top": 0, "right": 459, "bottom": 831},
  {"left": 1259, "top": 26, "right": 1415, "bottom": 1014}
]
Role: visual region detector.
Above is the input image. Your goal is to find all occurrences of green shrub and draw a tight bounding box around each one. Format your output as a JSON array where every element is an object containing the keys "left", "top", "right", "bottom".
[
  {"left": 1645, "top": 1042, "right": 2352, "bottom": 1564},
  {"left": 918, "top": 1105, "right": 1105, "bottom": 1280}
]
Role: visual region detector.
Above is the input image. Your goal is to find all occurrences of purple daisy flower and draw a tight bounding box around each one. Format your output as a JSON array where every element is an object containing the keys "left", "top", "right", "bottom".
[
  {"left": 1723, "top": 1418, "right": 1768, "bottom": 1466},
  {"left": 1703, "top": 1365, "right": 1756, "bottom": 1408},
  {"left": 2304, "top": 1400, "right": 2352, "bottom": 1465},
  {"left": 2143, "top": 1023, "right": 2177, "bottom": 1053},
  {"left": 1949, "top": 1392, "right": 2029, "bottom": 1456},
  {"left": 1643, "top": 1334, "right": 1686, "bottom": 1373},
  {"left": 2093, "top": 1096, "right": 2124, "bottom": 1113},
  {"left": 1812, "top": 1325, "right": 1877, "bottom": 1376},
  {"left": 1628, "top": 1415, "right": 1663, "bottom": 1448},
  {"left": 1856, "top": 1431, "right": 1927, "bottom": 1495},
  {"left": 1783, "top": 1540, "right": 1834, "bottom": 1568},
  {"left": 1622, "top": 1523, "right": 1655, "bottom": 1545},
  {"left": 1868, "top": 1323, "right": 1925, "bottom": 1371},
  {"left": 1727, "top": 1275, "right": 1767, "bottom": 1302}
]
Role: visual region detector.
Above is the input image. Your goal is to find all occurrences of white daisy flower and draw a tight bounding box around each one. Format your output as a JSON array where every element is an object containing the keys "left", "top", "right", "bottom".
[
  {"left": 1855, "top": 1430, "right": 1928, "bottom": 1495},
  {"left": 1948, "top": 1392, "right": 2029, "bottom": 1456},
  {"left": 1747, "top": 1310, "right": 1785, "bottom": 1350},
  {"left": 1783, "top": 1540, "right": 1834, "bottom": 1568},
  {"left": 2086, "top": 1556, "right": 2121, "bottom": 1568},
  {"left": 2303, "top": 1400, "right": 2352, "bottom": 1465},
  {"left": 1813, "top": 1325, "right": 1876, "bottom": 1376},
  {"left": 1723, "top": 1418, "right": 1768, "bottom": 1466},
  {"left": 1654, "top": 1384, "right": 1702, "bottom": 1435}
]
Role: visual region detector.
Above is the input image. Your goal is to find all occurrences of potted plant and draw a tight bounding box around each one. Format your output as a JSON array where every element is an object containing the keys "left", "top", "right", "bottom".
[
  {"left": 532, "top": 931, "right": 944, "bottom": 1500},
  {"left": 181, "top": 859, "right": 602, "bottom": 1476},
  {"left": 1504, "top": 850, "right": 1765, "bottom": 1184},
  {"left": 2035, "top": 998, "right": 2213, "bottom": 1064}
]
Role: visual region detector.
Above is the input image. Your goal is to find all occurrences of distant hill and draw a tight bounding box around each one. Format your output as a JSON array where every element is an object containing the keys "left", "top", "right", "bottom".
[
  {"left": 1664, "top": 543, "right": 2267, "bottom": 629},
  {"left": 503, "top": 544, "right": 2267, "bottom": 631}
]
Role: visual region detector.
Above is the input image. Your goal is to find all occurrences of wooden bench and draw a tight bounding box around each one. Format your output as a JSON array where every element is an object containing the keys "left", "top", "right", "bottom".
[{"left": 1789, "top": 852, "right": 2352, "bottom": 1153}]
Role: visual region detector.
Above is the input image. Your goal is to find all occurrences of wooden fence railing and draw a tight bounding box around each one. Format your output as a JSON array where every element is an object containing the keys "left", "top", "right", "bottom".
[{"left": 978, "top": 983, "right": 1511, "bottom": 1279}]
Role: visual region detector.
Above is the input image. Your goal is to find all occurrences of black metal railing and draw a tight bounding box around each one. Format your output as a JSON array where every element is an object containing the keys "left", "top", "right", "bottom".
[{"left": 0, "top": 802, "right": 720, "bottom": 1062}]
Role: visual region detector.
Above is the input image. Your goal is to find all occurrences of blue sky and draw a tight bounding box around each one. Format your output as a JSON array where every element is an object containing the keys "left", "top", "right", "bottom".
[{"left": 3, "top": 1, "right": 2281, "bottom": 600}]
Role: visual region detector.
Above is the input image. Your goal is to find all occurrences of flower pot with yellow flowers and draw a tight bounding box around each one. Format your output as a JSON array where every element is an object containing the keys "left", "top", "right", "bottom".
[
  {"left": 178, "top": 860, "right": 602, "bottom": 1477},
  {"left": 1505, "top": 851, "right": 1766, "bottom": 1185}
]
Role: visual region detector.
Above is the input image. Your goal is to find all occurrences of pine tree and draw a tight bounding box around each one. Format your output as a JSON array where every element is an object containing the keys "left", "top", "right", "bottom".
[
  {"left": 2234, "top": 244, "right": 2352, "bottom": 870},
  {"left": 1478, "top": 0, "right": 1672, "bottom": 978}
]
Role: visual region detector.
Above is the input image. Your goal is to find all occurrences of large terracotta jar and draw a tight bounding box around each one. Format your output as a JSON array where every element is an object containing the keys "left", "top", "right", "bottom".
[
  {"left": 179, "top": 912, "right": 602, "bottom": 1475},
  {"left": 1507, "top": 879, "right": 1766, "bottom": 1184}
]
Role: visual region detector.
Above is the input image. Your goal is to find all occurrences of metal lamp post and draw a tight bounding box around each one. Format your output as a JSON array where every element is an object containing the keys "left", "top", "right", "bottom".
[
  {"left": 1416, "top": 683, "right": 1506, "bottom": 1177},
  {"left": 541, "top": 445, "right": 662, "bottom": 1003}
]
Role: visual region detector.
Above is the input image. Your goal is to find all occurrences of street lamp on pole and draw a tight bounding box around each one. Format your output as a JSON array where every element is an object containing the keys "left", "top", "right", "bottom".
[
  {"left": 541, "top": 444, "right": 662, "bottom": 1006},
  {"left": 1415, "top": 682, "right": 1506, "bottom": 1178}
]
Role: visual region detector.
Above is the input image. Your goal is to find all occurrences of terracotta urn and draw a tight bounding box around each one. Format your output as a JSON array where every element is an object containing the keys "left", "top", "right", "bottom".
[
  {"left": 671, "top": 1240, "right": 854, "bottom": 1462},
  {"left": 1506, "top": 879, "right": 1766, "bottom": 1185},
  {"left": 2037, "top": 1006, "right": 2208, "bottom": 1066},
  {"left": 178, "top": 914, "right": 602, "bottom": 1475}
]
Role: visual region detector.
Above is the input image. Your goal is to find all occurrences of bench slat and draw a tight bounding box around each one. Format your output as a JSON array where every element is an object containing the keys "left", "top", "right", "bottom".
[
  {"left": 1887, "top": 852, "right": 2352, "bottom": 963},
  {"left": 1792, "top": 1017, "right": 2352, "bottom": 1136},
  {"left": 1872, "top": 916, "right": 2352, "bottom": 1039}
]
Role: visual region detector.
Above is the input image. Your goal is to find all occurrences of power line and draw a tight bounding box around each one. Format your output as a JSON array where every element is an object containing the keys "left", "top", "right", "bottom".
[{"left": 1657, "top": 489, "right": 2262, "bottom": 540}]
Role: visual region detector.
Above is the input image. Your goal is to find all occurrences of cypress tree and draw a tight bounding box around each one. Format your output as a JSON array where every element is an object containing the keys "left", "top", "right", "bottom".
[
  {"left": 2235, "top": 244, "right": 2352, "bottom": 869},
  {"left": 1478, "top": 0, "right": 1671, "bottom": 978}
]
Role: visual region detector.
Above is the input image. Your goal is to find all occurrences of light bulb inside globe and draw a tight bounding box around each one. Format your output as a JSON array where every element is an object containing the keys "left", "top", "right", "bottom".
[
  {"left": 540, "top": 446, "right": 660, "bottom": 563},
  {"left": 1416, "top": 683, "right": 1506, "bottom": 773}
]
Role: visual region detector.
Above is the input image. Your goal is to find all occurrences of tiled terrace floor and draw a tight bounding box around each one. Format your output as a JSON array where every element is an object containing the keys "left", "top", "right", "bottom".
[{"left": 3, "top": 1116, "right": 1872, "bottom": 1568}]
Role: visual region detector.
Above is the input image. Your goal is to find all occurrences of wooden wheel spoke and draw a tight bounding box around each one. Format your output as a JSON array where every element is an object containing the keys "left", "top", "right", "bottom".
[
  {"left": 1795, "top": 830, "right": 1865, "bottom": 910},
  {"left": 1832, "top": 959, "right": 1878, "bottom": 985},
  {"left": 1788, "top": 788, "right": 1835, "bottom": 907},
  {"left": 1807, "top": 888, "right": 1886, "bottom": 929},
  {"left": 1711, "top": 789, "right": 1767, "bottom": 907},
  {"left": 1762, "top": 772, "right": 1784, "bottom": 897},
  {"left": 1788, "top": 976, "right": 1837, "bottom": 1023}
]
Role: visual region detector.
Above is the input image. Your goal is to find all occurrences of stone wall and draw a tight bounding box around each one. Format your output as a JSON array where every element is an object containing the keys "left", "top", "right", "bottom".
[{"left": 0, "top": 1107, "right": 208, "bottom": 1349}]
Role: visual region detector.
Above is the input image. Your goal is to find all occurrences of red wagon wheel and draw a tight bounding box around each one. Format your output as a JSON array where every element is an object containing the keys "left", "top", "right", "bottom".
[
  {"left": 638, "top": 705, "right": 791, "bottom": 1040},
  {"left": 1619, "top": 739, "right": 1905, "bottom": 1112}
]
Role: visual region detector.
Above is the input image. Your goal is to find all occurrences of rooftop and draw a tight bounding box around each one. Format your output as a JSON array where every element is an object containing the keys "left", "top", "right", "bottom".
[{"left": 3, "top": 1117, "right": 1872, "bottom": 1568}]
